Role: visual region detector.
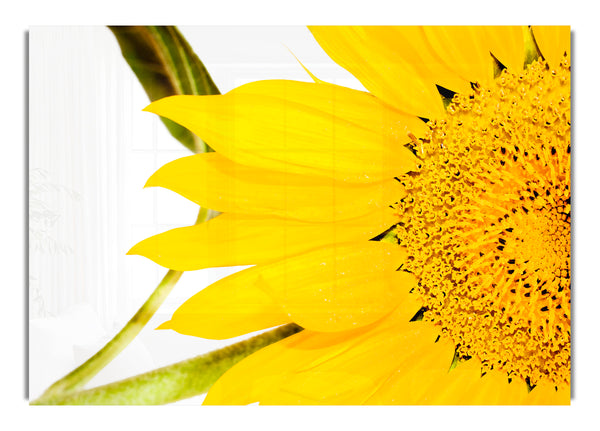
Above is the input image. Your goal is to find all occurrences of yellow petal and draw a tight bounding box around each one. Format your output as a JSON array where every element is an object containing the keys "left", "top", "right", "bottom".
[
  {"left": 416, "top": 358, "right": 483, "bottom": 404},
  {"left": 469, "top": 368, "right": 529, "bottom": 404},
  {"left": 144, "top": 80, "right": 423, "bottom": 183},
  {"left": 257, "top": 242, "right": 420, "bottom": 332},
  {"left": 146, "top": 152, "right": 405, "bottom": 222},
  {"left": 391, "top": 357, "right": 564, "bottom": 405},
  {"left": 363, "top": 337, "right": 458, "bottom": 404},
  {"left": 419, "top": 359, "right": 531, "bottom": 405},
  {"left": 462, "top": 370, "right": 569, "bottom": 405},
  {"left": 127, "top": 209, "right": 397, "bottom": 271},
  {"left": 484, "top": 26, "right": 526, "bottom": 72},
  {"left": 524, "top": 381, "right": 570, "bottom": 405},
  {"left": 204, "top": 317, "right": 447, "bottom": 405},
  {"left": 203, "top": 326, "right": 369, "bottom": 405},
  {"left": 287, "top": 48, "right": 327, "bottom": 84},
  {"left": 159, "top": 241, "right": 416, "bottom": 338},
  {"left": 309, "top": 26, "right": 446, "bottom": 118},
  {"left": 157, "top": 270, "right": 290, "bottom": 340},
  {"left": 532, "top": 26, "right": 570, "bottom": 70},
  {"left": 422, "top": 26, "right": 495, "bottom": 86}
]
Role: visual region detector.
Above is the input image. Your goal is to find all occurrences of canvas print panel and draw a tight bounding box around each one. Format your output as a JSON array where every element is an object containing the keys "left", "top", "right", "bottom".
[{"left": 30, "top": 26, "right": 571, "bottom": 405}]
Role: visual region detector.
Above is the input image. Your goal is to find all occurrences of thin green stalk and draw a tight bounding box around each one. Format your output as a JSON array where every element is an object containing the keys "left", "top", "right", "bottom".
[
  {"left": 33, "top": 207, "right": 216, "bottom": 403},
  {"left": 33, "top": 26, "right": 228, "bottom": 405},
  {"left": 35, "top": 270, "right": 182, "bottom": 401},
  {"left": 33, "top": 324, "right": 302, "bottom": 405}
]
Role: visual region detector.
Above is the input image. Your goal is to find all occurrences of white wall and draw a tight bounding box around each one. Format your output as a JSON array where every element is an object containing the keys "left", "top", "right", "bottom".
[{"left": 28, "top": 26, "right": 364, "bottom": 402}]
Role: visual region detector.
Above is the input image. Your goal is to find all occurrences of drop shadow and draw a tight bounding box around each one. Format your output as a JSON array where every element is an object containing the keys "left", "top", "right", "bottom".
[
  {"left": 569, "top": 28, "right": 575, "bottom": 401},
  {"left": 24, "top": 29, "right": 30, "bottom": 401}
]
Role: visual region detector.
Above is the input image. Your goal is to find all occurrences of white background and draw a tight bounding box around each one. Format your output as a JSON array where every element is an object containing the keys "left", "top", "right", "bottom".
[
  {"left": 28, "top": 25, "right": 366, "bottom": 402},
  {"left": 2, "top": 1, "right": 600, "bottom": 430}
]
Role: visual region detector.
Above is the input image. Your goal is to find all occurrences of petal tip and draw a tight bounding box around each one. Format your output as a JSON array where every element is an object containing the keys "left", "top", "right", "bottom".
[
  {"left": 125, "top": 243, "right": 141, "bottom": 256},
  {"left": 142, "top": 103, "right": 157, "bottom": 114},
  {"left": 143, "top": 97, "right": 175, "bottom": 116},
  {"left": 143, "top": 174, "right": 158, "bottom": 189},
  {"left": 156, "top": 320, "right": 173, "bottom": 330}
]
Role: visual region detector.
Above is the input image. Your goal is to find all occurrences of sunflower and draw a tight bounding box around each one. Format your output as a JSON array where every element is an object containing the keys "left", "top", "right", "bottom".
[{"left": 128, "top": 26, "right": 570, "bottom": 405}]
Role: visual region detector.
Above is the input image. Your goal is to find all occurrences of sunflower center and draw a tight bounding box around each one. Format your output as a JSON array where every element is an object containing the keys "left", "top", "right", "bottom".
[{"left": 393, "top": 57, "right": 571, "bottom": 388}]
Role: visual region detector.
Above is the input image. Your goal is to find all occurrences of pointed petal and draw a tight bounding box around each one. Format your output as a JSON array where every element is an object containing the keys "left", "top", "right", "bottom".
[
  {"left": 309, "top": 26, "right": 447, "bottom": 118},
  {"left": 161, "top": 241, "right": 421, "bottom": 339},
  {"left": 146, "top": 152, "right": 405, "bottom": 222},
  {"left": 415, "top": 358, "right": 483, "bottom": 404},
  {"left": 203, "top": 325, "right": 370, "bottom": 405},
  {"left": 144, "top": 80, "right": 423, "bottom": 183},
  {"left": 158, "top": 269, "right": 290, "bottom": 340},
  {"left": 532, "top": 26, "right": 570, "bottom": 70},
  {"left": 417, "top": 359, "right": 529, "bottom": 405},
  {"left": 127, "top": 210, "right": 397, "bottom": 271},
  {"left": 468, "top": 368, "right": 529, "bottom": 404},
  {"left": 375, "top": 26, "right": 473, "bottom": 95},
  {"left": 256, "top": 242, "right": 420, "bottom": 332},
  {"left": 383, "top": 357, "right": 562, "bottom": 405},
  {"left": 444, "top": 364, "right": 568, "bottom": 405},
  {"left": 204, "top": 317, "right": 449, "bottom": 405},
  {"left": 364, "top": 337, "right": 458, "bottom": 405},
  {"left": 524, "top": 381, "right": 570, "bottom": 405},
  {"left": 163, "top": 241, "right": 419, "bottom": 339},
  {"left": 485, "top": 26, "right": 526, "bottom": 72},
  {"left": 422, "top": 26, "right": 495, "bottom": 86},
  {"left": 287, "top": 48, "right": 327, "bottom": 84}
]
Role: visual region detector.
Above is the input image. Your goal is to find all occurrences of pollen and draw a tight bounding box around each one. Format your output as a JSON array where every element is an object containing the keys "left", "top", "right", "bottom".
[{"left": 393, "top": 57, "right": 571, "bottom": 389}]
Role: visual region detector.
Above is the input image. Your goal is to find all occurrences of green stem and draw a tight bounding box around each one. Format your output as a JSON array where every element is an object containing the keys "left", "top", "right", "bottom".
[
  {"left": 33, "top": 207, "right": 216, "bottom": 403},
  {"left": 33, "top": 324, "right": 302, "bottom": 405},
  {"left": 35, "top": 270, "right": 182, "bottom": 401},
  {"left": 33, "top": 26, "right": 226, "bottom": 405}
]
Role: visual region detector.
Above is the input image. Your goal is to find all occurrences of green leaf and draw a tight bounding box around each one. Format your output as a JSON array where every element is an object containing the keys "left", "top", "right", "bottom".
[{"left": 109, "top": 26, "right": 220, "bottom": 153}]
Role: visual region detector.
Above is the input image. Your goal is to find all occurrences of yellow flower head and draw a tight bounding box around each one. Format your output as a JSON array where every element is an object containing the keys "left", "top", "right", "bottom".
[{"left": 129, "top": 26, "right": 570, "bottom": 405}]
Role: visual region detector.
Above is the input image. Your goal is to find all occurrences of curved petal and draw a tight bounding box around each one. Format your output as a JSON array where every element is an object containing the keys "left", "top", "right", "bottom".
[
  {"left": 468, "top": 368, "right": 529, "bottom": 404},
  {"left": 146, "top": 152, "right": 405, "bottom": 222},
  {"left": 372, "top": 356, "right": 566, "bottom": 405},
  {"left": 256, "top": 242, "right": 420, "bottom": 332},
  {"left": 144, "top": 80, "right": 423, "bottom": 183},
  {"left": 203, "top": 317, "right": 451, "bottom": 405},
  {"left": 532, "top": 26, "right": 570, "bottom": 70},
  {"left": 157, "top": 270, "right": 290, "bottom": 340},
  {"left": 364, "top": 343, "right": 461, "bottom": 404},
  {"left": 484, "top": 26, "right": 526, "bottom": 72},
  {"left": 432, "top": 361, "right": 570, "bottom": 405},
  {"left": 127, "top": 209, "right": 397, "bottom": 271},
  {"left": 203, "top": 325, "right": 374, "bottom": 405},
  {"left": 415, "top": 359, "right": 529, "bottom": 405},
  {"left": 160, "top": 242, "right": 419, "bottom": 338},
  {"left": 310, "top": 26, "right": 448, "bottom": 118},
  {"left": 422, "top": 26, "right": 495, "bottom": 86},
  {"left": 525, "top": 381, "right": 570, "bottom": 405}
]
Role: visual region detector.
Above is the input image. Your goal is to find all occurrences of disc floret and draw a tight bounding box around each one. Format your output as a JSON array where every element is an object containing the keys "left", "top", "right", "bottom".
[{"left": 394, "top": 58, "right": 571, "bottom": 388}]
